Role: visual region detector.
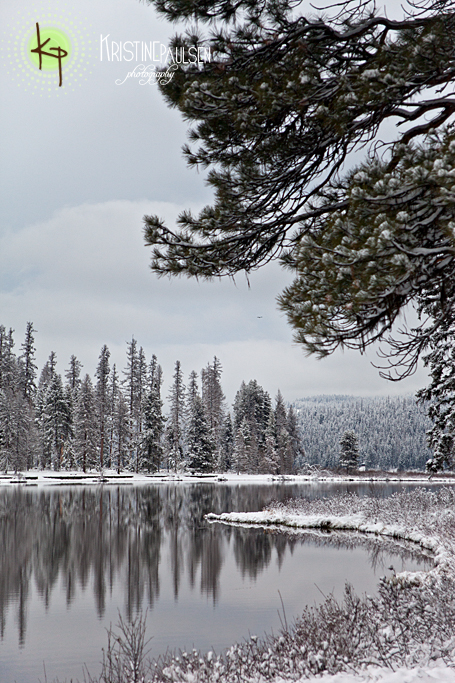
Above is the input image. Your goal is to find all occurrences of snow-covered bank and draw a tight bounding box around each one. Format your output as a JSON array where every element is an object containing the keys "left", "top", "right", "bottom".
[
  {"left": 206, "top": 488, "right": 455, "bottom": 582},
  {"left": 143, "top": 489, "right": 455, "bottom": 682},
  {"left": 51, "top": 487, "right": 455, "bottom": 682},
  {"left": 2, "top": 469, "right": 455, "bottom": 487}
]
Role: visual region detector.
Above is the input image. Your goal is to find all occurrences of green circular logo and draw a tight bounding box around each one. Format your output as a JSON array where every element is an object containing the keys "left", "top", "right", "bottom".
[
  {"left": 3, "top": 5, "right": 95, "bottom": 96},
  {"left": 27, "top": 25, "right": 71, "bottom": 71}
]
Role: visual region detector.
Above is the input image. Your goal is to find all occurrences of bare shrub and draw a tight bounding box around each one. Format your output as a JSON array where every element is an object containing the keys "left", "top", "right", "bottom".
[{"left": 84, "top": 612, "right": 152, "bottom": 683}]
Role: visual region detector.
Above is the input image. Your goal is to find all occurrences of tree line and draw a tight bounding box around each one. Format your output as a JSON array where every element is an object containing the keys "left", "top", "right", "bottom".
[
  {"left": 0, "top": 323, "right": 304, "bottom": 474},
  {"left": 294, "top": 395, "right": 432, "bottom": 471}
]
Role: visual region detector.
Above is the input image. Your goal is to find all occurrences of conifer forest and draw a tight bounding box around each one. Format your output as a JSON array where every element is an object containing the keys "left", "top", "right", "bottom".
[
  {"left": 0, "top": 322, "right": 438, "bottom": 475},
  {"left": 0, "top": 323, "right": 304, "bottom": 475}
]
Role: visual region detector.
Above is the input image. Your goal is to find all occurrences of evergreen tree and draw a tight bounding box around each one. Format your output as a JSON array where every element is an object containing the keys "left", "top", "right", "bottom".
[
  {"left": 144, "top": 0, "right": 455, "bottom": 378},
  {"left": 263, "top": 411, "right": 280, "bottom": 474},
  {"left": 233, "top": 380, "right": 271, "bottom": 472},
  {"left": 218, "top": 412, "right": 234, "bottom": 472},
  {"left": 416, "top": 321, "right": 455, "bottom": 472},
  {"left": 95, "top": 345, "right": 110, "bottom": 471},
  {"left": 0, "top": 325, "right": 6, "bottom": 391},
  {"left": 186, "top": 370, "right": 199, "bottom": 406},
  {"left": 274, "top": 390, "right": 291, "bottom": 474},
  {"left": 42, "top": 373, "right": 72, "bottom": 470},
  {"left": 286, "top": 404, "right": 305, "bottom": 472},
  {"left": 339, "top": 430, "right": 360, "bottom": 473},
  {"left": 141, "top": 357, "right": 165, "bottom": 472},
  {"left": 137, "top": 347, "right": 147, "bottom": 419},
  {"left": 106, "top": 364, "right": 120, "bottom": 470},
  {"left": 38, "top": 352, "right": 56, "bottom": 392},
  {"left": 166, "top": 360, "right": 185, "bottom": 471},
  {"left": 36, "top": 352, "right": 59, "bottom": 469},
  {"left": 73, "top": 374, "right": 97, "bottom": 472},
  {"left": 233, "top": 417, "right": 251, "bottom": 474},
  {"left": 19, "top": 322, "right": 37, "bottom": 402},
  {"left": 11, "top": 323, "right": 38, "bottom": 470},
  {"left": 184, "top": 370, "right": 199, "bottom": 461},
  {"left": 0, "top": 366, "right": 30, "bottom": 473},
  {"left": 0, "top": 328, "right": 16, "bottom": 392},
  {"left": 201, "top": 357, "right": 225, "bottom": 459},
  {"left": 186, "top": 394, "right": 214, "bottom": 472},
  {"left": 114, "top": 393, "right": 130, "bottom": 473},
  {"left": 65, "top": 355, "right": 83, "bottom": 393},
  {"left": 0, "top": 329, "right": 28, "bottom": 472},
  {"left": 123, "top": 338, "right": 147, "bottom": 471}
]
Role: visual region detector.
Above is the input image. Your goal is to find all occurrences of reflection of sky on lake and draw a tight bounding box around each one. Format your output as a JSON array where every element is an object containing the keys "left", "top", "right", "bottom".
[{"left": 0, "top": 483, "right": 433, "bottom": 683}]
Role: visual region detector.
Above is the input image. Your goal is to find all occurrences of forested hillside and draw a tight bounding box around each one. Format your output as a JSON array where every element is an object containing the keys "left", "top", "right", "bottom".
[{"left": 294, "top": 396, "right": 432, "bottom": 471}]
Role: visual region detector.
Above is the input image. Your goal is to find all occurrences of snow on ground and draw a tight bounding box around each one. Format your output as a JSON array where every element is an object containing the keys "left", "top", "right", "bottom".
[
  {"left": 317, "top": 665, "right": 455, "bottom": 682},
  {"left": 2, "top": 469, "right": 455, "bottom": 487},
  {"left": 206, "top": 492, "right": 455, "bottom": 583},
  {"left": 197, "top": 487, "right": 455, "bottom": 683}
]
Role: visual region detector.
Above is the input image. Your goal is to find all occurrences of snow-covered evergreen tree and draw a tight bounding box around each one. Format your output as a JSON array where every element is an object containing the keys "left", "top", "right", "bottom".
[
  {"left": 416, "top": 320, "right": 455, "bottom": 472},
  {"left": 166, "top": 360, "right": 185, "bottom": 472},
  {"left": 123, "top": 338, "right": 148, "bottom": 471},
  {"left": 274, "top": 390, "right": 292, "bottom": 474},
  {"left": 218, "top": 412, "right": 234, "bottom": 472},
  {"left": 19, "top": 322, "right": 37, "bottom": 403},
  {"left": 263, "top": 411, "right": 280, "bottom": 474},
  {"left": 339, "top": 430, "right": 360, "bottom": 472},
  {"left": 36, "top": 352, "right": 59, "bottom": 469},
  {"left": 144, "top": 0, "right": 455, "bottom": 381},
  {"left": 136, "top": 346, "right": 147, "bottom": 441},
  {"left": 0, "top": 364, "right": 30, "bottom": 473},
  {"left": 73, "top": 374, "right": 97, "bottom": 472},
  {"left": 233, "top": 417, "right": 251, "bottom": 474},
  {"left": 201, "top": 357, "right": 225, "bottom": 462},
  {"left": 186, "top": 394, "right": 214, "bottom": 472},
  {"left": 95, "top": 345, "right": 110, "bottom": 471},
  {"left": 286, "top": 404, "right": 305, "bottom": 473},
  {"left": 141, "top": 356, "right": 165, "bottom": 472},
  {"left": 233, "top": 380, "right": 271, "bottom": 473},
  {"left": 42, "top": 372, "right": 72, "bottom": 470},
  {"left": 65, "top": 355, "right": 83, "bottom": 393},
  {"left": 113, "top": 392, "right": 130, "bottom": 473}
]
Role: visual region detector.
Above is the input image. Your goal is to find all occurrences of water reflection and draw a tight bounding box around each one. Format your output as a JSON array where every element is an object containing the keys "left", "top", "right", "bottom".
[{"left": 0, "top": 483, "right": 432, "bottom": 652}]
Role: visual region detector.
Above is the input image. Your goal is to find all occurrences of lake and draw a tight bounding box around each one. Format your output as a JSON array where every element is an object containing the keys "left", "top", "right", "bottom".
[{"left": 0, "top": 481, "right": 434, "bottom": 683}]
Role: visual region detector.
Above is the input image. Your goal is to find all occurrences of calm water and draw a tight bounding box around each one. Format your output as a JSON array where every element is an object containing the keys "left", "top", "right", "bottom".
[{"left": 0, "top": 482, "right": 434, "bottom": 683}]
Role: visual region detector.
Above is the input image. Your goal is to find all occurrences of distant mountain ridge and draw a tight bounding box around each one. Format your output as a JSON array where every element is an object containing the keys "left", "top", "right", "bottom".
[{"left": 293, "top": 395, "right": 432, "bottom": 471}]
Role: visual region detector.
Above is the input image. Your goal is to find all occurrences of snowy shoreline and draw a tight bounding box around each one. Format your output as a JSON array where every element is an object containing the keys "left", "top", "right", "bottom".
[
  {"left": 2, "top": 469, "right": 455, "bottom": 487},
  {"left": 205, "top": 509, "right": 452, "bottom": 585},
  {"left": 9, "top": 479, "right": 455, "bottom": 682},
  {"left": 147, "top": 487, "right": 455, "bottom": 683}
]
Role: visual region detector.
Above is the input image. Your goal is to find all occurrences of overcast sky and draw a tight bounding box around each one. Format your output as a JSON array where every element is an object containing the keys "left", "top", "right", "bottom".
[{"left": 0, "top": 0, "right": 430, "bottom": 406}]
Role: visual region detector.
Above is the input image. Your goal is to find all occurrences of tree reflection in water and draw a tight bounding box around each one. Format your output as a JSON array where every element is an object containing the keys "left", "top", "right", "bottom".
[{"left": 0, "top": 483, "right": 431, "bottom": 648}]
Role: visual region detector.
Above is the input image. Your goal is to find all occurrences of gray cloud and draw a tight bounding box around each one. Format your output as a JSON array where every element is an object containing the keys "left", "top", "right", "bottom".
[{"left": 0, "top": 200, "right": 429, "bottom": 404}]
